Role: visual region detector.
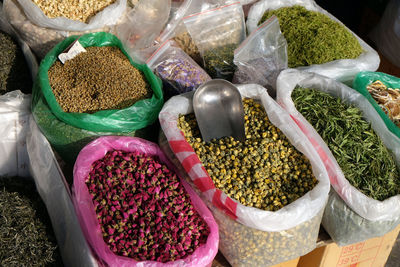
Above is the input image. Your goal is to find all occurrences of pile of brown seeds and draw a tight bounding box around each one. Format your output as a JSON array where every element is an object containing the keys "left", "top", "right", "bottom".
[{"left": 48, "top": 46, "right": 151, "bottom": 113}]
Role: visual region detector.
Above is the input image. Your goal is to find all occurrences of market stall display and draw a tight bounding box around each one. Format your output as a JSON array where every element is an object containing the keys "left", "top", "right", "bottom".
[
  {"left": 0, "top": 0, "right": 399, "bottom": 265},
  {"left": 276, "top": 69, "right": 400, "bottom": 246},
  {"left": 73, "top": 136, "right": 219, "bottom": 266},
  {"left": 159, "top": 83, "right": 330, "bottom": 266}
]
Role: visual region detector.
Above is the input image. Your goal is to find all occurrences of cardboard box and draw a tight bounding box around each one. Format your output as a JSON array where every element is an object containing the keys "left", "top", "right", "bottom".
[
  {"left": 271, "top": 257, "right": 299, "bottom": 267},
  {"left": 298, "top": 225, "right": 400, "bottom": 267},
  {"left": 212, "top": 251, "right": 299, "bottom": 267}
]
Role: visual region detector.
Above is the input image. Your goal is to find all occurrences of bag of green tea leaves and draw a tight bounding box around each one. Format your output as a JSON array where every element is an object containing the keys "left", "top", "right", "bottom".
[
  {"left": 247, "top": 0, "right": 380, "bottom": 84},
  {"left": 184, "top": 2, "right": 246, "bottom": 81},
  {"left": 353, "top": 71, "right": 400, "bottom": 139},
  {"left": 276, "top": 69, "right": 400, "bottom": 246},
  {"left": 32, "top": 32, "right": 163, "bottom": 164},
  {"left": 159, "top": 83, "right": 330, "bottom": 266}
]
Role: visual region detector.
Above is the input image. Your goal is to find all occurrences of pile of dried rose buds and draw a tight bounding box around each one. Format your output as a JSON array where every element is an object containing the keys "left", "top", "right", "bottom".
[{"left": 86, "top": 150, "right": 210, "bottom": 262}]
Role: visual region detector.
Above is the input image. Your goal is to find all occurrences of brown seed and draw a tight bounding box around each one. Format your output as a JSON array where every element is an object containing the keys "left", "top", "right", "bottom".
[{"left": 48, "top": 46, "right": 151, "bottom": 114}]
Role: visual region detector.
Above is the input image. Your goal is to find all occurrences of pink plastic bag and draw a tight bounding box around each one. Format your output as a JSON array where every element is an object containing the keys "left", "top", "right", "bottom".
[{"left": 72, "top": 136, "right": 219, "bottom": 267}]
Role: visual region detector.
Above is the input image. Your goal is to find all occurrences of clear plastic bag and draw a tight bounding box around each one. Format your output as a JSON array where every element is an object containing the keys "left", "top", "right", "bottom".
[
  {"left": 184, "top": 2, "right": 246, "bottom": 80},
  {"left": 246, "top": 0, "right": 380, "bottom": 84},
  {"left": 16, "top": 0, "right": 126, "bottom": 31},
  {"left": 233, "top": 16, "right": 287, "bottom": 98},
  {"left": 276, "top": 69, "right": 400, "bottom": 244},
  {"left": 147, "top": 40, "right": 211, "bottom": 95},
  {"left": 159, "top": 0, "right": 229, "bottom": 65},
  {"left": 26, "top": 117, "right": 99, "bottom": 266},
  {"left": 116, "top": 0, "right": 171, "bottom": 63},
  {"left": 158, "top": 83, "right": 330, "bottom": 266},
  {"left": 72, "top": 136, "right": 219, "bottom": 266}
]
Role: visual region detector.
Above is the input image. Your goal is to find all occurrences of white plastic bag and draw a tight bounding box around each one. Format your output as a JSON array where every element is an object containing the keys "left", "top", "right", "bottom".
[
  {"left": 184, "top": 2, "right": 246, "bottom": 80},
  {"left": 159, "top": 83, "right": 330, "bottom": 265},
  {"left": 16, "top": 0, "right": 126, "bottom": 32},
  {"left": 117, "top": 0, "right": 171, "bottom": 63},
  {"left": 147, "top": 40, "right": 210, "bottom": 95},
  {"left": 233, "top": 16, "right": 287, "bottom": 98},
  {"left": 247, "top": 0, "right": 380, "bottom": 83},
  {"left": 26, "top": 117, "right": 99, "bottom": 266},
  {"left": 0, "top": 91, "right": 31, "bottom": 178},
  {"left": 370, "top": 0, "right": 400, "bottom": 68}
]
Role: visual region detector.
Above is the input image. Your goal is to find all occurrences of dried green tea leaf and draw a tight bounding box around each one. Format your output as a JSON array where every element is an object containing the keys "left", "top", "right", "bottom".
[{"left": 0, "top": 177, "right": 62, "bottom": 266}]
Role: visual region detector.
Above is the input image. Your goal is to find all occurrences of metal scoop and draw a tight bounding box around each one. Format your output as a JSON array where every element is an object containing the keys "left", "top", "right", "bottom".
[{"left": 193, "top": 79, "right": 245, "bottom": 142}]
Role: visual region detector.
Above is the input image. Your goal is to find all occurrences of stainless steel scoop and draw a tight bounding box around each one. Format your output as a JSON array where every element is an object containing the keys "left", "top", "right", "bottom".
[{"left": 193, "top": 79, "right": 245, "bottom": 142}]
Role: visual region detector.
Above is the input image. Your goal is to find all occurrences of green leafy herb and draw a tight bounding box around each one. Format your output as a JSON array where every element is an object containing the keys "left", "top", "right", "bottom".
[
  {"left": 258, "top": 6, "right": 363, "bottom": 68},
  {"left": 292, "top": 87, "right": 400, "bottom": 201}
]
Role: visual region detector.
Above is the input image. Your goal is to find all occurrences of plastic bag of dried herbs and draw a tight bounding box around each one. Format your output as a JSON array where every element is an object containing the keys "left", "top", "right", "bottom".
[
  {"left": 72, "top": 136, "right": 219, "bottom": 266},
  {"left": 276, "top": 69, "right": 400, "bottom": 246},
  {"left": 26, "top": 118, "right": 106, "bottom": 266},
  {"left": 147, "top": 40, "right": 211, "bottom": 96},
  {"left": 159, "top": 83, "right": 330, "bottom": 266},
  {"left": 184, "top": 2, "right": 246, "bottom": 81},
  {"left": 32, "top": 32, "right": 163, "bottom": 164},
  {"left": 353, "top": 71, "right": 400, "bottom": 139},
  {"left": 246, "top": 0, "right": 380, "bottom": 84},
  {"left": 3, "top": 0, "right": 132, "bottom": 58},
  {"left": 0, "top": 2, "right": 37, "bottom": 94},
  {"left": 233, "top": 16, "right": 287, "bottom": 98}
]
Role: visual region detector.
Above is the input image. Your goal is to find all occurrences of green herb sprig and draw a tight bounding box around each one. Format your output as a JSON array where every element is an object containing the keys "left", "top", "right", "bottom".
[{"left": 292, "top": 87, "right": 400, "bottom": 201}]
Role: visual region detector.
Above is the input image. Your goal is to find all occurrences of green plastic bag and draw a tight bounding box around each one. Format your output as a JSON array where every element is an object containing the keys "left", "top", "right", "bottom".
[
  {"left": 32, "top": 32, "right": 163, "bottom": 164},
  {"left": 353, "top": 71, "right": 400, "bottom": 138}
]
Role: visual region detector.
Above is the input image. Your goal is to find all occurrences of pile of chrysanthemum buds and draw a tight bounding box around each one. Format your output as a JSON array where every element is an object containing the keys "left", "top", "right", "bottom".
[{"left": 86, "top": 150, "right": 210, "bottom": 262}]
